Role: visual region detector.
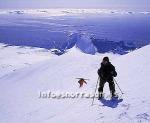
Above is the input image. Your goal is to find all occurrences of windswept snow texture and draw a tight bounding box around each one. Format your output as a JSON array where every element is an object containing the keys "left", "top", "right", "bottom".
[
  {"left": 0, "top": 45, "right": 150, "bottom": 123},
  {"left": 0, "top": 9, "right": 150, "bottom": 55}
]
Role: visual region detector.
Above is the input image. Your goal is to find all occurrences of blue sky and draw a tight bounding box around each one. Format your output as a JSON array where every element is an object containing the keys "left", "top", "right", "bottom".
[{"left": 0, "top": 0, "right": 150, "bottom": 10}]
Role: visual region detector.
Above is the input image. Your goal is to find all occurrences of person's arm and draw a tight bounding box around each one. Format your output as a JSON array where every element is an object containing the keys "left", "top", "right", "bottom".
[
  {"left": 111, "top": 65, "right": 117, "bottom": 77},
  {"left": 98, "top": 67, "right": 104, "bottom": 78}
]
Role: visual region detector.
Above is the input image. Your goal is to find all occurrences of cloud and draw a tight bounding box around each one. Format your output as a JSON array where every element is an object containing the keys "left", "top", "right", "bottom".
[{"left": 0, "top": 0, "right": 150, "bottom": 10}]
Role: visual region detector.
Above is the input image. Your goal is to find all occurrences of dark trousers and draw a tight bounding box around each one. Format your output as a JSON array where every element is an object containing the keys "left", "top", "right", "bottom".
[{"left": 98, "top": 77, "right": 116, "bottom": 95}]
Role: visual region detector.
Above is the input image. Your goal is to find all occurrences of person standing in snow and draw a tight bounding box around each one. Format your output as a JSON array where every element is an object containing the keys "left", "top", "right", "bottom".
[{"left": 97, "top": 57, "right": 117, "bottom": 99}]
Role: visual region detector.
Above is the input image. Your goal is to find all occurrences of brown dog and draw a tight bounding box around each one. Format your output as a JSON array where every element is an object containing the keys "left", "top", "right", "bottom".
[{"left": 78, "top": 78, "right": 87, "bottom": 88}]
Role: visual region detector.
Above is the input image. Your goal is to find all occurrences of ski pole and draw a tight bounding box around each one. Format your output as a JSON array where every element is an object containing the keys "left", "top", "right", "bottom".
[
  {"left": 113, "top": 78, "right": 124, "bottom": 95},
  {"left": 91, "top": 76, "right": 100, "bottom": 106}
]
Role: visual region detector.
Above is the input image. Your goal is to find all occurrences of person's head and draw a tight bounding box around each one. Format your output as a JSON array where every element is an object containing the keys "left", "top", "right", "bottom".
[{"left": 102, "top": 57, "right": 109, "bottom": 65}]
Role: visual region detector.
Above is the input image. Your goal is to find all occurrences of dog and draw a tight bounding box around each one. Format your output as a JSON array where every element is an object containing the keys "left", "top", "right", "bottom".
[{"left": 77, "top": 78, "right": 88, "bottom": 88}]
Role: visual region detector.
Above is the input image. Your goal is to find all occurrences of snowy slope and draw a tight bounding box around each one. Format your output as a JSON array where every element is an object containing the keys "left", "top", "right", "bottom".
[
  {"left": 0, "top": 43, "right": 55, "bottom": 77},
  {"left": 0, "top": 45, "right": 150, "bottom": 123}
]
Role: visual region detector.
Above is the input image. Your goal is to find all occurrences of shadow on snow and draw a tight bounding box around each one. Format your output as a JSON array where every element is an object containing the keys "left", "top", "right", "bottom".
[{"left": 99, "top": 97, "right": 123, "bottom": 108}]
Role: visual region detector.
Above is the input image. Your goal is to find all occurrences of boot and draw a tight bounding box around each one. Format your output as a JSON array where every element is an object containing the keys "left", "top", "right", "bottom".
[{"left": 111, "top": 92, "right": 118, "bottom": 98}]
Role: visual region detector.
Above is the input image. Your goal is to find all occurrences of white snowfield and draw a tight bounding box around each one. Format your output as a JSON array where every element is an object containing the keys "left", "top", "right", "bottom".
[
  {"left": 0, "top": 43, "right": 55, "bottom": 78},
  {"left": 0, "top": 9, "right": 150, "bottom": 16},
  {"left": 0, "top": 44, "right": 150, "bottom": 123}
]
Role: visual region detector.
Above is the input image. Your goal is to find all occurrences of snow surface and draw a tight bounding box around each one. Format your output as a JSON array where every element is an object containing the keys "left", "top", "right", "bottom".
[
  {"left": 0, "top": 43, "right": 55, "bottom": 77},
  {"left": 0, "top": 44, "right": 150, "bottom": 123}
]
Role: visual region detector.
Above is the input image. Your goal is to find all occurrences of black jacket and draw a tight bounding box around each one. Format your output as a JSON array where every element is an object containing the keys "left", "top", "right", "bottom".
[{"left": 98, "top": 62, "right": 117, "bottom": 81}]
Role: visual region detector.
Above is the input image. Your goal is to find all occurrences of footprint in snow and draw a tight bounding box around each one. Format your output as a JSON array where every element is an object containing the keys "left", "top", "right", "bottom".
[
  {"left": 118, "top": 112, "right": 132, "bottom": 120},
  {"left": 136, "top": 113, "right": 150, "bottom": 123},
  {"left": 121, "top": 103, "right": 130, "bottom": 110}
]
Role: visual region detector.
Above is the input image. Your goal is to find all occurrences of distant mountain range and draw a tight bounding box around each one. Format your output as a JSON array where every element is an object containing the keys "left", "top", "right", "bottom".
[
  {"left": 1, "top": 33, "right": 149, "bottom": 55},
  {"left": 0, "top": 9, "right": 150, "bottom": 55},
  {"left": 0, "top": 9, "right": 150, "bottom": 16},
  {"left": 51, "top": 33, "right": 149, "bottom": 55}
]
